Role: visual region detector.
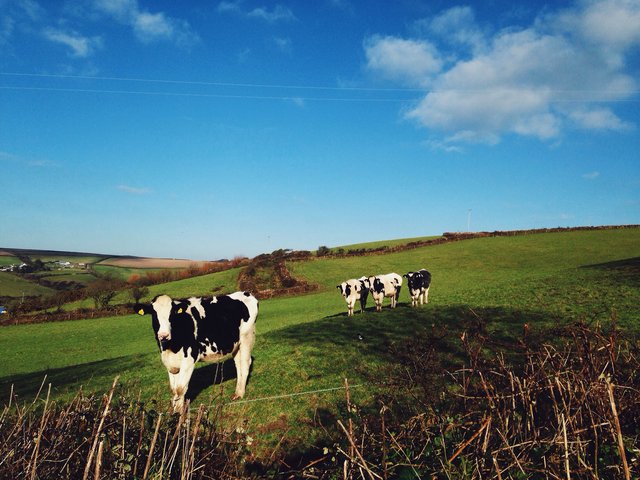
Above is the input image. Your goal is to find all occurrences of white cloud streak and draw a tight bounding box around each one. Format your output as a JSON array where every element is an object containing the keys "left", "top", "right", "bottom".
[
  {"left": 43, "top": 28, "right": 103, "bottom": 57},
  {"left": 92, "top": 0, "right": 199, "bottom": 46},
  {"left": 117, "top": 184, "right": 151, "bottom": 195},
  {"left": 365, "top": 0, "right": 640, "bottom": 145},
  {"left": 582, "top": 171, "right": 600, "bottom": 180},
  {"left": 217, "top": 1, "right": 296, "bottom": 22}
]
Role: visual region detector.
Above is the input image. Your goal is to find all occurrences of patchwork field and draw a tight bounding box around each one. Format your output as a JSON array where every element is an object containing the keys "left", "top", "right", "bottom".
[{"left": 0, "top": 228, "right": 639, "bottom": 476}]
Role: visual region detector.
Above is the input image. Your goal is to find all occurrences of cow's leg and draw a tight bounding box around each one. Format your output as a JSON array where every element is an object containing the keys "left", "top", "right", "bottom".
[
  {"left": 424, "top": 287, "right": 430, "bottom": 304},
  {"left": 233, "top": 326, "right": 255, "bottom": 400},
  {"left": 172, "top": 357, "right": 195, "bottom": 413},
  {"left": 167, "top": 370, "right": 179, "bottom": 408},
  {"left": 359, "top": 291, "right": 367, "bottom": 313},
  {"left": 348, "top": 298, "right": 355, "bottom": 316}
]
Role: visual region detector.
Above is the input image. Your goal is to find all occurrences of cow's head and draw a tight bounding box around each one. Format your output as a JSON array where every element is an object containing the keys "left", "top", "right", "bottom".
[
  {"left": 359, "top": 276, "right": 371, "bottom": 290},
  {"left": 136, "top": 294, "right": 189, "bottom": 347},
  {"left": 337, "top": 282, "right": 350, "bottom": 297}
]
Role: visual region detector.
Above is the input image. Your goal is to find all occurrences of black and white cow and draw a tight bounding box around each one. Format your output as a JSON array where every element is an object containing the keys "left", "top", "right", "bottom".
[
  {"left": 337, "top": 276, "right": 369, "bottom": 316},
  {"left": 404, "top": 269, "right": 432, "bottom": 307},
  {"left": 367, "top": 273, "right": 402, "bottom": 311},
  {"left": 136, "top": 291, "right": 258, "bottom": 412}
]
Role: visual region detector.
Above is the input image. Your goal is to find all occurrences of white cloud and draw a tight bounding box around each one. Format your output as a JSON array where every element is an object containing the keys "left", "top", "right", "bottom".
[
  {"left": 117, "top": 184, "right": 151, "bottom": 195},
  {"left": 421, "top": 6, "right": 486, "bottom": 53},
  {"left": 582, "top": 171, "right": 600, "bottom": 180},
  {"left": 93, "top": 0, "right": 199, "bottom": 46},
  {"left": 217, "top": 1, "right": 243, "bottom": 14},
  {"left": 273, "top": 36, "right": 292, "bottom": 53},
  {"left": 568, "top": 107, "right": 634, "bottom": 131},
  {"left": 367, "top": 1, "right": 640, "bottom": 145},
  {"left": 42, "top": 28, "right": 103, "bottom": 57},
  {"left": 1, "top": 0, "right": 46, "bottom": 44},
  {"left": 248, "top": 5, "right": 296, "bottom": 22},
  {"left": 364, "top": 36, "right": 442, "bottom": 86},
  {"left": 218, "top": 2, "right": 296, "bottom": 22}
]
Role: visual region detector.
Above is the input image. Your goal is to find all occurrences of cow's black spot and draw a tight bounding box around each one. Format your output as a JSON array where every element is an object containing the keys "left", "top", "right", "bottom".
[{"left": 194, "top": 296, "right": 249, "bottom": 354}]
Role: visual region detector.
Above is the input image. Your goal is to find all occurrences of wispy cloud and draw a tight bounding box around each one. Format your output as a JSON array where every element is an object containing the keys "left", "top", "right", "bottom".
[
  {"left": 366, "top": 0, "right": 640, "bottom": 146},
  {"left": 43, "top": 28, "right": 103, "bottom": 57},
  {"left": 117, "top": 184, "right": 151, "bottom": 195},
  {"left": 27, "top": 159, "right": 59, "bottom": 168},
  {"left": 218, "top": 1, "right": 296, "bottom": 22},
  {"left": 248, "top": 5, "right": 295, "bottom": 22},
  {"left": 582, "top": 171, "right": 600, "bottom": 180},
  {"left": 273, "top": 36, "right": 292, "bottom": 53},
  {"left": 1, "top": 0, "right": 45, "bottom": 45},
  {"left": 0, "top": 151, "right": 17, "bottom": 162},
  {"left": 0, "top": 151, "right": 58, "bottom": 167},
  {"left": 92, "top": 0, "right": 199, "bottom": 46}
]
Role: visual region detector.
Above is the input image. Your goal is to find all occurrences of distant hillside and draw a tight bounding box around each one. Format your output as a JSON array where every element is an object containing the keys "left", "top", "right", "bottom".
[{"left": 0, "top": 248, "right": 121, "bottom": 259}]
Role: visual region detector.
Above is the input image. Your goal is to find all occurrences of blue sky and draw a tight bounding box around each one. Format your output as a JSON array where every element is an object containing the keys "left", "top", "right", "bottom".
[{"left": 1, "top": 0, "right": 639, "bottom": 260}]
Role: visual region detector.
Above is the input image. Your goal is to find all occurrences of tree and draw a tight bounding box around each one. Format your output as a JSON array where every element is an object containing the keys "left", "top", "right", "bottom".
[
  {"left": 129, "top": 284, "right": 149, "bottom": 304},
  {"left": 86, "top": 277, "right": 124, "bottom": 309}
]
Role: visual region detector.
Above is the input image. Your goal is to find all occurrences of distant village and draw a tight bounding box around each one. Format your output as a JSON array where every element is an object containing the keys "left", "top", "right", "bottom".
[{"left": 0, "top": 260, "right": 88, "bottom": 273}]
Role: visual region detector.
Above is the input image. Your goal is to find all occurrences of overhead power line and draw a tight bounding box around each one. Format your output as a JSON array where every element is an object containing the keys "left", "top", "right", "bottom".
[
  {"left": 0, "top": 85, "right": 415, "bottom": 102},
  {"left": 0, "top": 71, "right": 425, "bottom": 92}
]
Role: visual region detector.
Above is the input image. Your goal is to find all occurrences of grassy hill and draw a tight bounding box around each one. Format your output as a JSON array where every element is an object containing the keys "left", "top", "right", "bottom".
[
  {"left": 2, "top": 227, "right": 638, "bottom": 393},
  {"left": 0, "top": 228, "right": 638, "bottom": 475}
]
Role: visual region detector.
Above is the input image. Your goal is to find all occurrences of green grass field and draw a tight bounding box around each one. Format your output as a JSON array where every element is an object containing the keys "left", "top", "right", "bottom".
[
  {"left": 1, "top": 228, "right": 639, "bottom": 452},
  {"left": 0, "top": 272, "right": 57, "bottom": 298},
  {"left": 0, "top": 255, "right": 21, "bottom": 267},
  {"left": 329, "top": 234, "right": 442, "bottom": 252}
]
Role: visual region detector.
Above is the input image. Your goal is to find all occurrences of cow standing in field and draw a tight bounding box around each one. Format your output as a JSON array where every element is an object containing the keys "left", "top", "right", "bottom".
[
  {"left": 404, "top": 269, "right": 432, "bottom": 307},
  {"left": 136, "top": 291, "right": 258, "bottom": 412},
  {"left": 337, "top": 277, "right": 369, "bottom": 316},
  {"left": 367, "top": 273, "right": 402, "bottom": 311}
]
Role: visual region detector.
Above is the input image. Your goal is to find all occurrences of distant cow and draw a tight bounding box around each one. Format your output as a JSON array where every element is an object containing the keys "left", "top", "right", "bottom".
[
  {"left": 367, "top": 273, "right": 402, "bottom": 311},
  {"left": 136, "top": 291, "right": 258, "bottom": 412},
  {"left": 337, "top": 277, "right": 369, "bottom": 316},
  {"left": 404, "top": 269, "right": 431, "bottom": 307}
]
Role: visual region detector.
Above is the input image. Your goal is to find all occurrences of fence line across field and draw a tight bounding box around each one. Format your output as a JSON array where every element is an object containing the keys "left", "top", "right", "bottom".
[{"left": 229, "top": 383, "right": 365, "bottom": 406}]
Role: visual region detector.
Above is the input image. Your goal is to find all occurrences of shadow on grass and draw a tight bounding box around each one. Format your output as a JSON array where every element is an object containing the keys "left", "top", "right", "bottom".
[
  {"left": 185, "top": 358, "right": 238, "bottom": 403},
  {"left": 266, "top": 303, "right": 558, "bottom": 375},
  {"left": 0, "top": 354, "right": 151, "bottom": 403},
  {"left": 245, "top": 303, "right": 573, "bottom": 474},
  {"left": 1, "top": 353, "right": 246, "bottom": 407},
  {"left": 581, "top": 256, "right": 640, "bottom": 286}
]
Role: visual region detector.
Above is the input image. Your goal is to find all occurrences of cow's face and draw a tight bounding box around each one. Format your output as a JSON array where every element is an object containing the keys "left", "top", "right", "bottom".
[
  {"left": 337, "top": 282, "right": 350, "bottom": 298},
  {"left": 136, "top": 295, "right": 188, "bottom": 346}
]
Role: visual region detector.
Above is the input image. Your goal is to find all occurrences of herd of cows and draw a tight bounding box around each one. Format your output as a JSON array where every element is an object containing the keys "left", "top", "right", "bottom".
[
  {"left": 135, "top": 268, "right": 431, "bottom": 411},
  {"left": 337, "top": 269, "right": 432, "bottom": 316}
]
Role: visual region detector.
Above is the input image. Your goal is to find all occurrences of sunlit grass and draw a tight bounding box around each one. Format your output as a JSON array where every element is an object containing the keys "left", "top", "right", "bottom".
[{"left": 1, "top": 228, "right": 639, "bottom": 451}]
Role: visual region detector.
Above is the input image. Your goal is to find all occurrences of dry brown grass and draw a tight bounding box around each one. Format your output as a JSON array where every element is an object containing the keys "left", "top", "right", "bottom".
[
  {"left": 323, "top": 321, "right": 640, "bottom": 480},
  {"left": 97, "top": 257, "right": 220, "bottom": 269}
]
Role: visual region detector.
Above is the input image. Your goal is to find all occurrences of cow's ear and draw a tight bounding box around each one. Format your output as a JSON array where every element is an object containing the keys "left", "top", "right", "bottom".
[
  {"left": 173, "top": 300, "right": 189, "bottom": 314},
  {"left": 135, "top": 304, "right": 152, "bottom": 316}
]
